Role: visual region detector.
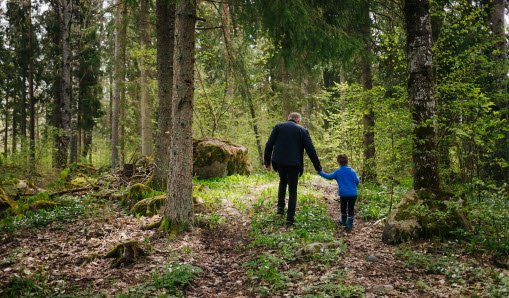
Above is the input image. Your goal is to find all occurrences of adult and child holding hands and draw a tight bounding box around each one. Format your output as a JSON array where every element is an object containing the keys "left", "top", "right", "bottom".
[{"left": 264, "top": 112, "right": 360, "bottom": 230}]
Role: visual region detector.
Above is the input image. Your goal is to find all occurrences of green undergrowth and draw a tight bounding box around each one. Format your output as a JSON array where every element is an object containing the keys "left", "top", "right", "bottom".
[
  {"left": 357, "top": 180, "right": 412, "bottom": 220},
  {"left": 118, "top": 262, "right": 202, "bottom": 297},
  {"left": 241, "top": 173, "right": 363, "bottom": 297},
  {"left": 395, "top": 244, "right": 508, "bottom": 296},
  {"left": 1, "top": 192, "right": 87, "bottom": 233}
]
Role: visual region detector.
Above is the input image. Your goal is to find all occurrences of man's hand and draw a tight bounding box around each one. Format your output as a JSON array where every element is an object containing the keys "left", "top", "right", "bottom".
[{"left": 264, "top": 164, "right": 271, "bottom": 171}]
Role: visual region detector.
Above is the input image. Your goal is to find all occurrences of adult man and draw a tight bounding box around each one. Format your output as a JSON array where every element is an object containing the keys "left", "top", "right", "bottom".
[{"left": 264, "top": 112, "right": 322, "bottom": 226}]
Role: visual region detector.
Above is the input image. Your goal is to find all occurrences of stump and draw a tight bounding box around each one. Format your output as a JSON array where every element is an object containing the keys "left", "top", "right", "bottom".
[{"left": 104, "top": 241, "right": 146, "bottom": 268}]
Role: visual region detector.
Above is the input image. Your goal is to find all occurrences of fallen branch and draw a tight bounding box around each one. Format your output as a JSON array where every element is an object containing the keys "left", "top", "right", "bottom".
[{"left": 49, "top": 185, "right": 100, "bottom": 198}]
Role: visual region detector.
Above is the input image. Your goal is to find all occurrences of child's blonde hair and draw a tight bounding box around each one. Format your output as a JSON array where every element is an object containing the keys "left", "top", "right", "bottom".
[{"left": 337, "top": 153, "right": 348, "bottom": 165}]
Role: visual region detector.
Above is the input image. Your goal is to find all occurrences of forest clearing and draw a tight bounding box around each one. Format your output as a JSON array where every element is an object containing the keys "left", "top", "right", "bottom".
[{"left": 1, "top": 0, "right": 508, "bottom": 296}]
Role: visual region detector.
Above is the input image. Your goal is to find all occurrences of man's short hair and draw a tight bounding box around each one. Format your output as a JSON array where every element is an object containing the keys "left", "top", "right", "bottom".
[
  {"left": 288, "top": 112, "right": 302, "bottom": 121},
  {"left": 337, "top": 153, "right": 348, "bottom": 165}
]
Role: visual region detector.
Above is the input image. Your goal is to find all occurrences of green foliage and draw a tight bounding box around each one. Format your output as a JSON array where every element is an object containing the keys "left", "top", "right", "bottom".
[
  {"left": 453, "top": 184, "right": 509, "bottom": 257},
  {"left": 120, "top": 262, "right": 203, "bottom": 297},
  {"left": 357, "top": 180, "right": 411, "bottom": 220},
  {"left": 396, "top": 246, "right": 497, "bottom": 289},
  {"left": 318, "top": 83, "right": 413, "bottom": 184},
  {"left": 1, "top": 194, "right": 86, "bottom": 232},
  {"left": 243, "top": 253, "right": 291, "bottom": 295},
  {"left": 303, "top": 268, "right": 364, "bottom": 297}
]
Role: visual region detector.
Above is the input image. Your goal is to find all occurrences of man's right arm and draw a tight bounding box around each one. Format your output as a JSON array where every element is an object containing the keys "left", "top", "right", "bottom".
[{"left": 303, "top": 130, "right": 322, "bottom": 171}]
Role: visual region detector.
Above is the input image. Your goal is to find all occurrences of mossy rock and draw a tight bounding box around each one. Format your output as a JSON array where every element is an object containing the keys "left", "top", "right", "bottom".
[
  {"left": 382, "top": 189, "right": 472, "bottom": 244},
  {"left": 28, "top": 200, "right": 58, "bottom": 212},
  {"left": 295, "top": 241, "right": 347, "bottom": 258},
  {"left": 193, "top": 138, "right": 252, "bottom": 179},
  {"left": 104, "top": 240, "right": 146, "bottom": 268},
  {"left": 70, "top": 177, "right": 88, "bottom": 187},
  {"left": 121, "top": 183, "right": 153, "bottom": 209},
  {"left": 0, "top": 187, "right": 18, "bottom": 216},
  {"left": 130, "top": 195, "right": 165, "bottom": 216}
]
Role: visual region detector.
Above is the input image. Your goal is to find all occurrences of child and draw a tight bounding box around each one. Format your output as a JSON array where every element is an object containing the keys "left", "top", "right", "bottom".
[{"left": 318, "top": 153, "right": 360, "bottom": 230}]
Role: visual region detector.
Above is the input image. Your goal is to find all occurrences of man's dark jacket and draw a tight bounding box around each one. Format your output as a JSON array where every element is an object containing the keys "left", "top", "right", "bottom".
[{"left": 264, "top": 119, "right": 322, "bottom": 175}]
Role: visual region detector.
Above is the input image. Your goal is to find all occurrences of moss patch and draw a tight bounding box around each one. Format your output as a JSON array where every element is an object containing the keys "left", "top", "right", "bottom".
[
  {"left": 28, "top": 200, "right": 58, "bottom": 212},
  {"left": 121, "top": 183, "right": 153, "bottom": 209},
  {"left": 130, "top": 195, "right": 165, "bottom": 216},
  {"left": 193, "top": 138, "right": 252, "bottom": 179},
  {"left": 0, "top": 187, "right": 18, "bottom": 216},
  {"left": 383, "top": 189, "right": 471, "bottom": 244}
]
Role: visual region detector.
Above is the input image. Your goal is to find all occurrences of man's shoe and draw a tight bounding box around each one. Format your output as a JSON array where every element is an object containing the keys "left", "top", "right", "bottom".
[
  {"left": 285, "top": 221, "right": 294, "bottom": 228},
  {"left": 277, "top": 207, "right": 284, "bottom": 215}
]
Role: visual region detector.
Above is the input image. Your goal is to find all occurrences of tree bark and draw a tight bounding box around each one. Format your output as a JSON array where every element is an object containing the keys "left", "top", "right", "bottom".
[
  {"left": 119, "top": 1, "right": 127, "bottom": 168},
  {"left": 164, "top": 0, "right": 196, "bottom": 232},
  {"left": 360, "top": 2, "right": 376, "bottom": 182},
  {"left": 27, "top": 0, "right": 36, "bottom": 164},
  {"left": 69, "top": 0, "right": 80, "bottom": 164},
  {"left": 487, "top": 0, "right": 508, "bottom": 181},
  {"left": 404, "top": 0, "right": 440, "bottom": 190},
  {"left": 153, "top": 0, "right": 176, "bottom": 189},
  {"left": 111, "top": 0, "right": 122, "bottom": 170},
  {"left": 56, "top": 0, "right": 72, "bottom": 168},
  {"left": 140, "top": 0, "right": 153, "bottom": 157}
]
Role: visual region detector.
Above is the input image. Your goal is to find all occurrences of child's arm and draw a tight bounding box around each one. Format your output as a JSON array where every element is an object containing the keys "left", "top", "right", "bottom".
[{"left": 318, "top": 170, "right": 336, "bottom": 180}]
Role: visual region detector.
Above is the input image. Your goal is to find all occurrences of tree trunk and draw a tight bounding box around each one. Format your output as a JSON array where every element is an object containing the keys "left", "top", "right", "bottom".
[
  {"left": 119, "top": 1, "right": 127, "bottom": 168},
  {"left": 140, "top": 0, "right": 153, "bottom": 157},
  {"left": 56, "top": 0, "right": 72, "bottom": 168},
  {"left": 111, "top": 0, "right": 122, "bottom": 170},
  {"left": 487, "top": 0, "right": 508, "bottom": 181},
  {"left": 164, "top": 0, "right": 196, "bottom": 233},
  {"left": 69, "top": 0, "right": 80, "bottom": 164},
  {"left": 360, "top": 3, "right": 376, "bottom": 182},
  {"left": 404, "top": 0, "right": 440, "bottom": 190},
  {"left": 27, "top": 0, "right": 36, "bottom": 164},
  {"left": 3, "top": 95, "right": 8, "bottom": 155},
  {"left": 153, "top": 0, "right": 176, "bottom": 190}
]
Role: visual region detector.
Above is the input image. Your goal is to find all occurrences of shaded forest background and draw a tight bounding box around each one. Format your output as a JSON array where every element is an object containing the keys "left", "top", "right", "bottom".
[{"left": 0, "top": 0, "right": 507, "bottom": 188}]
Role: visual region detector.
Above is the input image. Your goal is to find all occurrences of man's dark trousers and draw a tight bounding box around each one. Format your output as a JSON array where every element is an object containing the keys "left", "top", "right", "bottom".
[{"left": 277, "top": 165, "right": 300, "bottom": 224}]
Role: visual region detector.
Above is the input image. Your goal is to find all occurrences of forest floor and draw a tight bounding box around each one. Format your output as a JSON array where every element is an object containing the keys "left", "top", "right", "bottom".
[{"left": 0, "top": 174, "right": 507, "bottom": 297}]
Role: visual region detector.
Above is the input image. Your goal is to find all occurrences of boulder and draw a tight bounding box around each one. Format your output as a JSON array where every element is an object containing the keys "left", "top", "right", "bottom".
[
  {"left": 193, "top": 138, "right": 252, "bottom": 179},
  {"left": 382, "top": 189, "right": 471, "bottom": 244}
]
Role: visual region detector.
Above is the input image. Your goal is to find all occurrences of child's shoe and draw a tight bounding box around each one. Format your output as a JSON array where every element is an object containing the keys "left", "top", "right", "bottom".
[
  {"left": 346, "top": 217, "right": 354, "bottom": 230},
  {"left": 338, "top": 214, "right": 347, "bottom": 226}
]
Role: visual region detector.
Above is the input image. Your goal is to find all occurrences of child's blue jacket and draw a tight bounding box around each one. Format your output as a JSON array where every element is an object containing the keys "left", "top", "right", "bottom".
[{"left": 318, "top": 165, "right": 360, "bottom": 197}]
